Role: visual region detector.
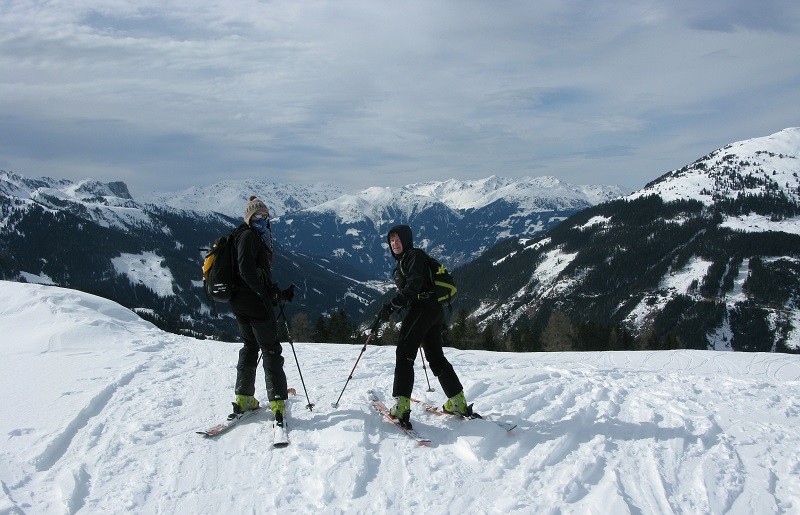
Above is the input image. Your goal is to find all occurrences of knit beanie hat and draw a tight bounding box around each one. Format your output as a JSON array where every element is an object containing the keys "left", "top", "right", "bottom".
[{"left": 244, "top": 195, "right": 269, "bottom": 224}]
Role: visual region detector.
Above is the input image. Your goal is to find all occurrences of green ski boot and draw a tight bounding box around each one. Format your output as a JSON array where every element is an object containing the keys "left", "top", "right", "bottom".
[
  {"left": 443, "top": 391, "right": 472, "bottom": 416},
  {"left": 235, "top": 394, "right": 260, "bottom": 411},
  {"left": 389, "top": 396, "right": 412, "bottom": 427},
  {"left": 270, "top": 400, "right": 286, "bottom": 425},
  {"left": 229, "top": 395, "right": 260, "bottom": 420}
]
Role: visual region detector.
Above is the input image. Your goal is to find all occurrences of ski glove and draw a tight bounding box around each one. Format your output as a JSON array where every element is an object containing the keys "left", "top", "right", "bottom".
[
  {"left": 269, "top": 282, "right": 282, "bottom": 302},
  {"left": 378, "top": 303, "right": 394, "bottom": 321},
  {"left": 281, "top": 284, "right": 295, "bottom": 302},
  {"left": 379, "top": 298, "right": 404, "bottom": 321}
]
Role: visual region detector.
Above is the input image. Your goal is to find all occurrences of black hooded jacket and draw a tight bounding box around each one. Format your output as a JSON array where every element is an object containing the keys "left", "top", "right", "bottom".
[
  {"left": 388, "top": 224, "right": 434, "bottom": 308},
  {"left": 229, "top": 223, "right": 274, "bottom": 314}
]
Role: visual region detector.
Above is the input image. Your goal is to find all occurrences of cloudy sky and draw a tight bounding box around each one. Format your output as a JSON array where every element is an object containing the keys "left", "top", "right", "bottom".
[{"left": 1, "top": 1, "right": 799, "bottom": 196}]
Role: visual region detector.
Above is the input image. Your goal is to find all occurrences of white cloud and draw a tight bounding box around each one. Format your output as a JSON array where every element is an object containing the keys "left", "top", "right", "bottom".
[{"left": 1, "top": 0, "right": 798, "bottom": 195}]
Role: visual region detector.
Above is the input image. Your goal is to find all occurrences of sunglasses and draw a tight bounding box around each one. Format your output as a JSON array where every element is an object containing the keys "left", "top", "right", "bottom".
[{"left": 251, "top": 212, "right": 269, "bottom": 221}]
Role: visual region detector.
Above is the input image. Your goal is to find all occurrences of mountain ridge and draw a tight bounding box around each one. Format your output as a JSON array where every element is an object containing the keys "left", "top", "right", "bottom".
[
  {"left": 3, "top": 128, "right": 798, "bottom": 351},
  {"left": 455, "top": 128, "right": 800, "bottom": 352},
  {"left": 0, "top": 169, "right": 620, "bottom": 337}
]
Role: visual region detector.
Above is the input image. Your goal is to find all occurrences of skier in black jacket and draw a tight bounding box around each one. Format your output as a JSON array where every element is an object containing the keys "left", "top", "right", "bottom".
[
  {"left": 377, "top": 224, "right": 470, "bottom": 427},
  {"left": 228, "top": 196, "right": 294, "bottom": 424}
]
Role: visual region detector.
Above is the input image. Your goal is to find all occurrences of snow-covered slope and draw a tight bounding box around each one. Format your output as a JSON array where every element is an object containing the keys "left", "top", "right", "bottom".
[
  {"left": 2, "top": 281, "right": 799, "bottom": 513},
  {"left": 630, "top": 127, "right": 800, "bottom": 206}
]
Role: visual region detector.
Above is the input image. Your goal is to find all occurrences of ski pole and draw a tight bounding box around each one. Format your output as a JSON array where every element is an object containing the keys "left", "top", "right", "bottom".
[
  {"left": 419, "top": 347, "right": 435, "bottom": 392},
  {"left": 332, "top": 316, "right": 381, "bottom": 408},
  {"left": 278, "top": 303, "right": 315, "bottom": 411}
]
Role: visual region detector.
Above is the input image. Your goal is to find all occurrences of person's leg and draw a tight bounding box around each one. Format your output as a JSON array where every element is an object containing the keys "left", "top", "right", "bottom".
[
  {"left": 234, "top": 315, "right": 261, "bottom": 397},
  {"left": 392, "top": 307, "right": 433, "bottom": 398},
  {"left": 422, "top": 344, "right": 463, "bottom": 399},
  {"left": 249, "top": 311, "right": 288, "bottom": 402}
]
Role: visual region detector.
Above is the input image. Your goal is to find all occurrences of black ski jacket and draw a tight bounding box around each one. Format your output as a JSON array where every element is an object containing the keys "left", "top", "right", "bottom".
[
  {"left": 230, "top": 224, "right": 274, "bottom": 316},
  {"left": 388, "top": 224, "right": 434, "bottom": 309}
]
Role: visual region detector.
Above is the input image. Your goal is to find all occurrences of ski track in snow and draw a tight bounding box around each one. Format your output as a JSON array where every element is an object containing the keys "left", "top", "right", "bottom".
[{"left": 2, "top": 282, "right": 800, "bottom": 514}]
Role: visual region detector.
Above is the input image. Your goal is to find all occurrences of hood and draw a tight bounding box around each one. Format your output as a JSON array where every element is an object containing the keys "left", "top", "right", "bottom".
[{"left": 387, "top": 224, "right": 413, "bottom": 260}]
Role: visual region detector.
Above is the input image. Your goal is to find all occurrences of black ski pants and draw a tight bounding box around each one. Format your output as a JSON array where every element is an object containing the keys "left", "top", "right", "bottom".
[
  {"left": 232, "top": 307, "right": 288, "bottom": 402},
  {"left": 392, "top": 299, "right": 463, "bottom": 399}
]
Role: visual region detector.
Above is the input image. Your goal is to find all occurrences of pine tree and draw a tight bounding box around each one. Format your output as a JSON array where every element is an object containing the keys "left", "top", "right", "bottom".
[
  {"left": 290, "top": 312, "right": 313, "bottom": 342},
  {"left": 312, "top": 314, "right": 330, "bottom": 343},
  {"left": 541, "top": 310, "right": 576, "bottom": 352}
]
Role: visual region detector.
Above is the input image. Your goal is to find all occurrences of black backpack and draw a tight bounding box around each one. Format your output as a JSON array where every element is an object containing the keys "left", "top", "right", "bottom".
[
  {"left": 427, "top": 254, "right": 457, "bottom": 305},
  {"left": 201, "top": 228, "right": 240, "bottom": 302},
  {"left": 399, "top": 249, "right": 457, "bottom": 305}
]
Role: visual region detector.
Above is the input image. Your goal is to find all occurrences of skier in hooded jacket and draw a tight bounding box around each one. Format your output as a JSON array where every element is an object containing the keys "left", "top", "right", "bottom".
[{"left": 376, "top": 224, "right": 471, "bottom": 427}]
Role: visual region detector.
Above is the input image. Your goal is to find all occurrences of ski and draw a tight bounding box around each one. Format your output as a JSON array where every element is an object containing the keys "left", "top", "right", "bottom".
[
  {"left": 197, "top": 406, "right": 265, "bottom": 437},
  {"left": 368, "top": 390, "right": 431, "bottom": 444},
  {"left": 272, "top": 416, "right": 289, "bottom": 447},
  {"left": 198, "top": 388, "right": 297, "bottom": 440},
  {"left": 271, "top": 387, "right": 294, "bottom": 447},
  {"left": 411, "top": 397, "right": 517, "bottom": 432}
]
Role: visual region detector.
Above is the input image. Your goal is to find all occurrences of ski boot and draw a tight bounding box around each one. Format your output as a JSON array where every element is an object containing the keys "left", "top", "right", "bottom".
[
  {"left": 228, "top": 394, "right": 260, "bottom": 420},
  {"left": 271, "top": 400, "right": 286, "bottom": 427},
  {"left": 443, "top": 391, "right": 473, "bottom": 417},
  {"left": 390, "top": 396, "right": 412, "bottom": 428}
]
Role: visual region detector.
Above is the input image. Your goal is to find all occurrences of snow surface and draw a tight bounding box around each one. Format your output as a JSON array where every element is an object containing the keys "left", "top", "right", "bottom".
[
  {"left": 110, "top": 252, "right": 176, "bottom": 298},
  {"left": 2, "top": 281, "right": 800, "bottom": 514}
]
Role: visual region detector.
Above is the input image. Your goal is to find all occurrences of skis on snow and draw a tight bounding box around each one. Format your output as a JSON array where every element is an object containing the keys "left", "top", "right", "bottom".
[
  {"left": 368, "top": 390, "right": 431, "bottom": 444},
  {"left": 411, "top": 397, "right": 517, "bottom": 432},
  {"left": 367, "top": 390, "right": 516, "bottom": 443},
  {"left": 272, "top": 416, "right": 289, "bottom": 448},
  {"left": 196, "top": 405, "right": 265, "bottom": 437},
  {"left": 197, "top": 388, "right": 295, "bottom": 447}
]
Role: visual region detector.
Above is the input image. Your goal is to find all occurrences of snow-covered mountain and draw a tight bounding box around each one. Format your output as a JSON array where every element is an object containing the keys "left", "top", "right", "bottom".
[
  {"left": 150, "top": 175, "right": 621, "bottom": 220},
  {"left": 0, "top": 171, "right": 379, "bottom": 338},
  {"left": 3, "top": 281, "right": 800, "bottom": 513},
  {"left": 276, "top": 176, "right": 624, "bottom": 279},
  {"left": 406, "top": 175, "right": 620, "bottom": 211},
  {"left": 0, "top": 169, "right": 620, "bottom": 337},
  {"left": 147, "top": 175, "right": 624, "bottom": 280},
  {"left": 457, "top": 128, "right": 800, "bottom": 352},
  {"left": 0, "top": 172, "right": 169, "bottom": 232},
  {"left": 630, "top": 127, "right": 800, "bottom": 207},
  {"left": 7, "top": 127, "right": 798, "bottom": 352},
  {"left": 144, "top": 179, "right": 347, "bottom": 218}
]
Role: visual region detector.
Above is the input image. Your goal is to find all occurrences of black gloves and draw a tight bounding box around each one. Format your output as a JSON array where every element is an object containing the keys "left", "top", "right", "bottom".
[
  {"left": 378, "top": 299, "right": 403, "bottom": 321},
  {"left": 270, "top": 283, "right": 295, "bottom": 303},
  {"left": 269, "top": 283, "right": 282, "bottom": 303},
  {"left": 372, "top": 299, "right": 403, "bottom": 333},
  {"left": 378, "top": 303, "right": 394, "bottom": 321}
]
